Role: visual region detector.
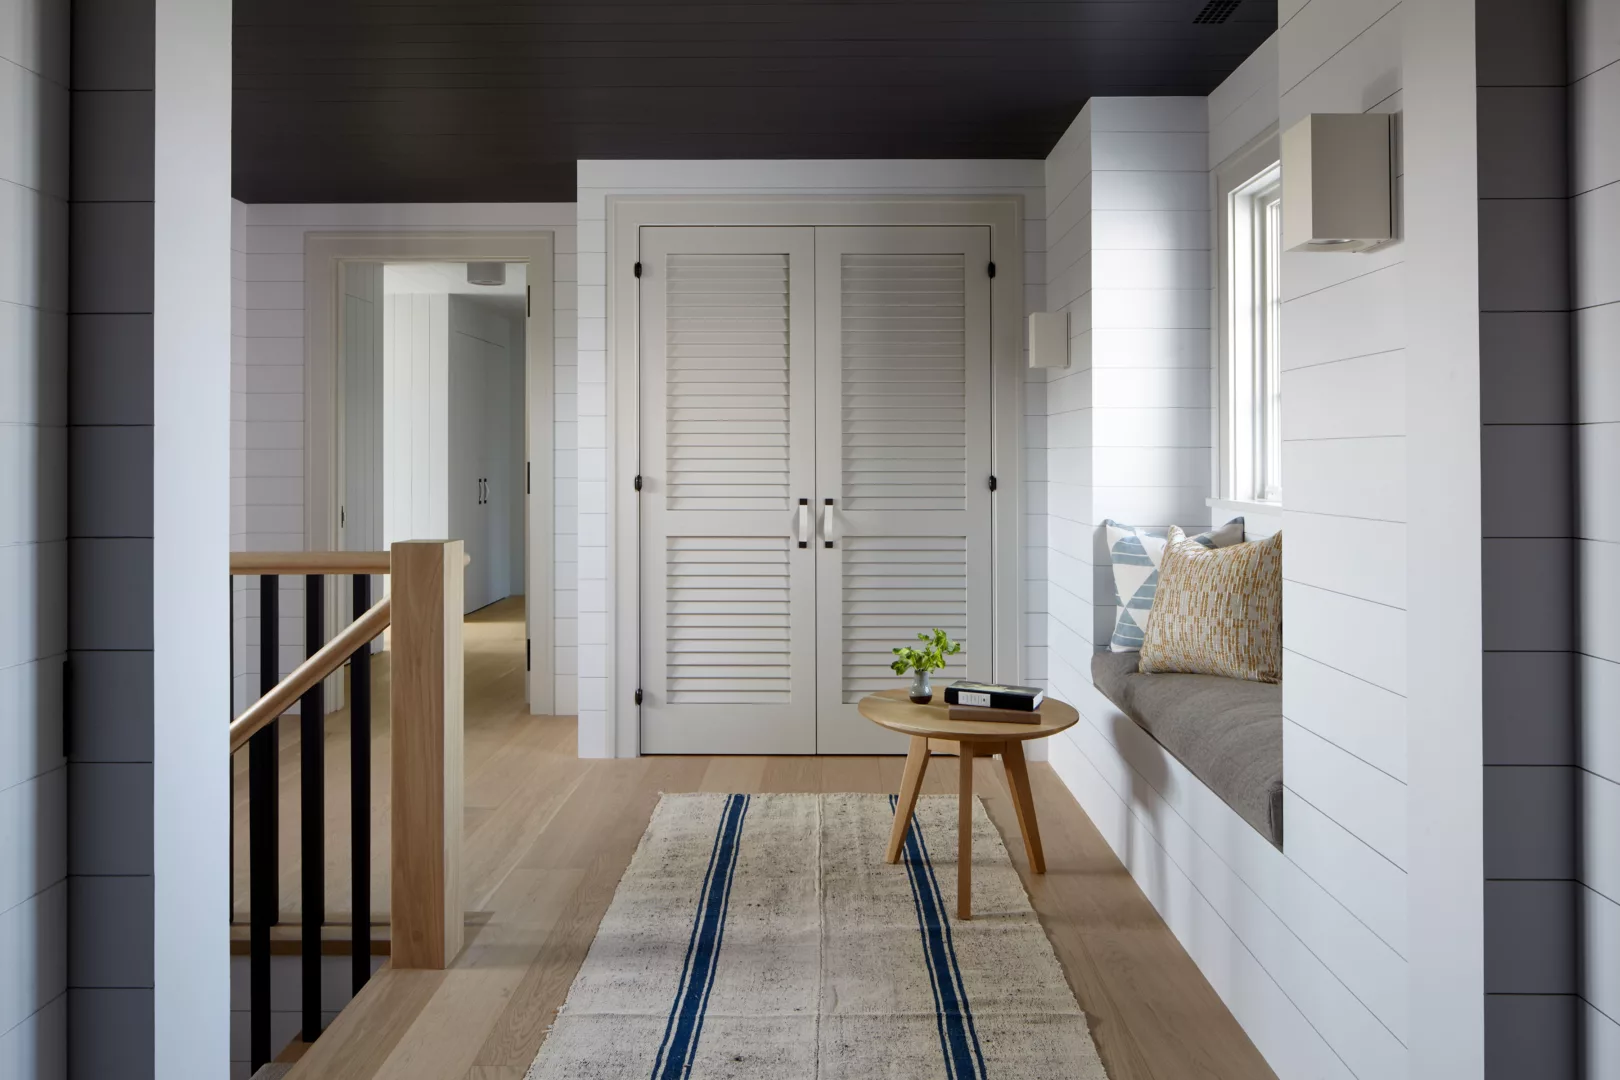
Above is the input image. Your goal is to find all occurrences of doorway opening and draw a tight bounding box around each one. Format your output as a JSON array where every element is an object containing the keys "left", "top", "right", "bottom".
[{"left": 317, "top": 241, "right": 555, "bottom": 715}]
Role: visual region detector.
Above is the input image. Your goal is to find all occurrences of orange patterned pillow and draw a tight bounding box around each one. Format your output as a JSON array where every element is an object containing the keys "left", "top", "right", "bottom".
[{"left": 1138, "top": 527, "right": 1282, "bottom": 683}]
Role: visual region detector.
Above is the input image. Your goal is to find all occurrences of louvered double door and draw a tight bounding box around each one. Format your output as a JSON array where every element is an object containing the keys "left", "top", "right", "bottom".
[{"left": 640, "top": 225, "right": 992, "bottom": 754}]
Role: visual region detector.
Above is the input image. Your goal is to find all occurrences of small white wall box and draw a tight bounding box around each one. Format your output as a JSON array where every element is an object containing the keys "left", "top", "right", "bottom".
[
  {"left": 1028, "top": 311, "right": 1069, "bottom": 369},
  {"left": 1282, "top": 113, "right": 1393, "bottom": 253}
]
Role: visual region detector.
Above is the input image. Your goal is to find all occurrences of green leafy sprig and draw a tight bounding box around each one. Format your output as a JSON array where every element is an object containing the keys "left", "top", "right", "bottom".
[{"left": 890, "top": 628, "right": 962, "bottom": 676}]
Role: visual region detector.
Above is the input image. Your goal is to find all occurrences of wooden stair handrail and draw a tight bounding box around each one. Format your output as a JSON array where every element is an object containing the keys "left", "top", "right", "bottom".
[
  {"left": 231, "top": 551, "right": 392, "bottom": 575},
  {"left": 229, "top": 595, "right": 392, "bottom": 753},
  {"left": 228, "top": 551, "right": 473, "bottom": 576}
]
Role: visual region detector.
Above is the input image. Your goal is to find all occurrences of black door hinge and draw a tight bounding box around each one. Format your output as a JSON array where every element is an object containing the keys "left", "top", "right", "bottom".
[
  {"left": 634, "top": 474, "right": 643, "bottom": 492},
  {"left": 988, "top": 261, "right": 996, "bottom": 278},
  {"left": 634, "top": 688, "right": 644, "bottom": 706},
  {"left": 526, "top": 638, "right": 531, "bottom": 672},
  {"left": 526, "top": 461, "right": 531, "bottom": 495},
  {"left": 988, "top": 475, "right": 998, "bottom": 492},
  {"left": 526, "top": 284, "right": 532, "bottom": 317},
  {"left": 634, "top": 261, "right": 642, "bottom": 278}
]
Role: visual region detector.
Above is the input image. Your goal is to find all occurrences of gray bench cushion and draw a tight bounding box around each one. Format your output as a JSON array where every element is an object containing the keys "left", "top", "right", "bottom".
[{"left": 1092, "top": 651, "right": 1284, "bottom": 848}]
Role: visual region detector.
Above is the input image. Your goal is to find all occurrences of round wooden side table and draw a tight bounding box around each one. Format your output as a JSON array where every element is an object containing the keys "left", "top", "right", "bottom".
[{"left": 858, "top": 688, "right": 1079, "bottom": 919}]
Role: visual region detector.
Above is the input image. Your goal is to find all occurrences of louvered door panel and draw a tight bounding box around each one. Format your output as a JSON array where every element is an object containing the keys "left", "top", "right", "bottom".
[
  {"left": 667, "top": 536, "right": 791, "bottom": 703},
  {"left": 640, "top": 227, "right": 817, "bottom": 754},
  {"left": 841, "top": 535, "right": 969, "bottom": 702},
  {"left": 816, "top": 227, "right": 994, "bottom": 753},
  {"left": 841, "top": 254, "right": 968, "bottom": 512},
  {"left": 666, "top": 253, "right": 792, "bottom": 511}
]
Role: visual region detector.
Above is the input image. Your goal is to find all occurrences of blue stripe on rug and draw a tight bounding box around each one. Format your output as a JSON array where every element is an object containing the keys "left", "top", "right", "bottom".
[
  {"left": 891, "top": 794, "right": 988, "bottom": 1080},
  {"left": 651, "top": 793, "right": 750, "bottom": 1080}
]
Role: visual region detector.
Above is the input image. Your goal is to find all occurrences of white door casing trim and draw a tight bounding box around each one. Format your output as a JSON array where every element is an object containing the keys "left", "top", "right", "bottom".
[
  {"left": 608, "top": 197, "right": 1026, "bottom": 759},
  {"left": 304, "top": 231, "right": 557, "bottom": 713}
]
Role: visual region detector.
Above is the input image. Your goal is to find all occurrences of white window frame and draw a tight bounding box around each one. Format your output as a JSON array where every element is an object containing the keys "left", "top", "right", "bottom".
[{"left": 1214, "top": 129, "right": 1284, "bottom": 508}]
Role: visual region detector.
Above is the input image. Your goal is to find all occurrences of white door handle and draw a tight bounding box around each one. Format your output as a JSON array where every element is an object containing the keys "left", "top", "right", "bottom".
[
  {"left": 797, "top": 499, "right": 809, "bottom": 548},
  {"left": 822, "top": 498, "right": 836, "bottom": 548}
]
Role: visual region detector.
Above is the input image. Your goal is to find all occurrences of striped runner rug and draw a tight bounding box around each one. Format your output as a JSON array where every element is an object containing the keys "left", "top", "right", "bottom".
[{"left": 525, "top": 792, "right": 1106, "bottom": 1079}]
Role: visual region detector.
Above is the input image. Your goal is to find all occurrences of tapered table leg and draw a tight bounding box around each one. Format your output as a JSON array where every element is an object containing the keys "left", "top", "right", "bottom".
[
  {"left": 887, "top": 735, "right": 931, "bottom": 863},
  {"left": 958, "top": 745, "right": 974, "bottom": 920},
  {"left": 1001, "top": 740, "right": 1045, "bottom": 874}
]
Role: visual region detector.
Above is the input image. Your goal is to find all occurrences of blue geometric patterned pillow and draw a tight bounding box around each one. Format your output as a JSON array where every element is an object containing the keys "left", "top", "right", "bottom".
[{"left": 1103, "top": 518, "right": 1245, "bottom": 651}]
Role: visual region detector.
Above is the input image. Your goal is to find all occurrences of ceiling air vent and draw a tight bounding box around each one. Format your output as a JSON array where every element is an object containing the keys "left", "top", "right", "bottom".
[{"left": 1193, "top": 0, "right": 1242, "bottom": 23}]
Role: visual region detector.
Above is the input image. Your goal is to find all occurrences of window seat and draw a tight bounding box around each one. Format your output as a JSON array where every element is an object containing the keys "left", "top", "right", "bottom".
[{"left": 1091, "top": 651, "right": 1283, "bottom": 848}]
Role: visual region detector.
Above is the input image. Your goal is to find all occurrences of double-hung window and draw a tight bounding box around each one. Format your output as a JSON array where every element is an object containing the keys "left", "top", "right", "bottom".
[{"left": 1216, "top": 135, "right": 1283, "bottom": 505}]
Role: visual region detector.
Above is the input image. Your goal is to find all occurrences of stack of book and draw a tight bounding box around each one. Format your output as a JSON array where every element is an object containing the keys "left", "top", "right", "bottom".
[{"left": 942, "top": 680, "right": 1046, "bottom": 724}]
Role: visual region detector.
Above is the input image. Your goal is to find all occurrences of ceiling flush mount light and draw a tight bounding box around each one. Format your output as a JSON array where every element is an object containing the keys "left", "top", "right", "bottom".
[
  {"left": 1281, "top": 113, "right": 1395, "bottom": 253},
  {"left": 467, "top": 262, "right": 506, "bottom": 286}
]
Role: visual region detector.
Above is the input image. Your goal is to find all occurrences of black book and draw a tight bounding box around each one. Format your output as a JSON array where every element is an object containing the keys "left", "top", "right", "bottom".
[{"left": 943, "top": 680, "right": 1046, "bottom": 712}]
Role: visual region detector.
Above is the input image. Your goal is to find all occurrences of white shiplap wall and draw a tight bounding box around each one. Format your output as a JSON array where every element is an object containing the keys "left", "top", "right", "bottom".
[
  {"left": 1039, "top": 33, "right": 1414, "bottom": 1079},
  {"left": 1276, "top": 0, "right": 1412, "bottom": 1056},
  {"left": 235, "top": 204, "right": 579, "bottom": 713},
  {"left": 1574, "top": 0, "right": 1620, "bottom": 1069},
  {"left": 381, "top": 292, "right": 450, "bottom": 545},
  {"left": 0, "top": 0, "right": 67, "bottom": 1073},
  {"left": 575, "top": 160, "right": 1048, "bottom": 759},
  {"left": 232, "top": 202, "right": 250, "bottom": 711}
]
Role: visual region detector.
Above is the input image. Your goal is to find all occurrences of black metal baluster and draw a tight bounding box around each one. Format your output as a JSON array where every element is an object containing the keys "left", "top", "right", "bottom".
[
  {"left": 350, "top": 573, "right": 372, "bottom": 995},
  {"left": 248, "top": 575, "right": 279, "bottom": 1072},
  {"left": 301, "top": 575, "right": 326, "bottom": 1042}
]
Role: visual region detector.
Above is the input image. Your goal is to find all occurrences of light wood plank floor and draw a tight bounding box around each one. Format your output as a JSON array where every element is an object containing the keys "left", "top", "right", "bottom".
[{"left": 265, "top": 599, "right": 1276, "bottom": 1080}]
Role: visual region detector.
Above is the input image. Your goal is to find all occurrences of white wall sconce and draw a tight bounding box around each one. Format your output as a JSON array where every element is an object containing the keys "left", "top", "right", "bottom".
[
  {"left": 1029, "top": 311, "right": 1069, "bottom": 369},
  {"left": 1282, "top": 113, "right": 1394, "bottom": 253}
]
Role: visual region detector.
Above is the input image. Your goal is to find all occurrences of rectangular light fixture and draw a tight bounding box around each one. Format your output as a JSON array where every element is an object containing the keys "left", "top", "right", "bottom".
[
  {"left": 1281, "top": 113, "right": 1394, "bottom": 253},
  {"left": 1028, "top": 311, "right": 1069, "bottom": 369}
]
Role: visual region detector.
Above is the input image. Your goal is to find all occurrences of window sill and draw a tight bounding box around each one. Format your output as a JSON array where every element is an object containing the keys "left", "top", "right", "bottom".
[{"left": 1207, "top": 497, "right": 1283, "bottom": 518}]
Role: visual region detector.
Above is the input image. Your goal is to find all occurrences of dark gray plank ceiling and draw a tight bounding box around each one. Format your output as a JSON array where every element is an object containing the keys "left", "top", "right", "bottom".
[{"left": 233, "top": 0, "right": 1276, "bottom": 203}]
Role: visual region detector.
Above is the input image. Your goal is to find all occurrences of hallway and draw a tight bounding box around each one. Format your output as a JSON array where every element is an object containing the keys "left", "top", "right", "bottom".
[{"left": 234, "top": 598, "right": 1275, "bottom": 1080}]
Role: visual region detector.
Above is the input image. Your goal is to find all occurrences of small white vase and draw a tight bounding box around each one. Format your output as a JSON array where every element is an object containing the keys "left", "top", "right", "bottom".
[{"left": 908, "top": 669, "right": 933, "bottom": 704}]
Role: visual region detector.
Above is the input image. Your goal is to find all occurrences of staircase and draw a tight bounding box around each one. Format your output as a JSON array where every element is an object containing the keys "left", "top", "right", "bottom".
[{"left": 229, "top": 543, "right": 468, "bottom": 1075}]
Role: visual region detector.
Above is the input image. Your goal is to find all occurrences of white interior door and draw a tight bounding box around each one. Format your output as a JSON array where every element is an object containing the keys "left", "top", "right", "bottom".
[
  {"left": 813, "top": 227, "right": 994, "bottom": 753},
  {"left": 449, "top": 299, "right": 489, "bottom": 613},
  {"left": 639, "top": 227, "right": 819, "bottom": 754}
]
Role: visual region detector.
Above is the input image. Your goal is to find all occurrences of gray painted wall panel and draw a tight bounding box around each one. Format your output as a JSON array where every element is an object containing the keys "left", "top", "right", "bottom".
[
  {"left": 66, "top": 315, "right": 153, "bottom": 426},
  {"left": 65, "top": 876, "right": 153, "bottom": 987},
  {"left": 1482, "top": 766, "right": 1577, "bottom": 880},
  {"left": 1476, "top": 3, "right": 1580, "bottom": 1070},
  {"left": 67, "top": 539, "right": 153, "bottom": 651},
  {"left": 65, "top": 651, "right": 153, "bottom": 763},
  {"left": 68, "top": 427, "right": 153, "bottom": 537},
  {"left": 68, "top": 92, "right": 153, "bottom": 203},
  {"left": 67, "top": 0, "right": 153, "bottom": 90},
  {"left": 66, "top": 763, "right": 153, "bottom": 877},
  {"left": 1483, "top": 994, "right": 1579, "bottom": 1079},
  {"left": 66, "top": 988, "right": 152, "bottom": 1080},
  {"left": 67, "top": 1, "right": 157, "bottom": 1072},
  {"left": 1484, "top": 880, "right": 1578, "bottom": 995},
  {"left": 67, "top": 203, "right": 154, "bottom": 314},
  {"left": 1482, "top": 651, "right": 1576, "bottom": 766},
  {"left": 1478, "top": 311, "right": 1571, "bottom": 424},
  {"left": 1480, "top": 538, "right": 1575, "bottom": 653}
]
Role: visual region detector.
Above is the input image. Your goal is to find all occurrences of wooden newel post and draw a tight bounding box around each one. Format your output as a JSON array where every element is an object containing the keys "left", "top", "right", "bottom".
[{"left": 389, "top": 540, "right": 464, "bottom": 969}]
